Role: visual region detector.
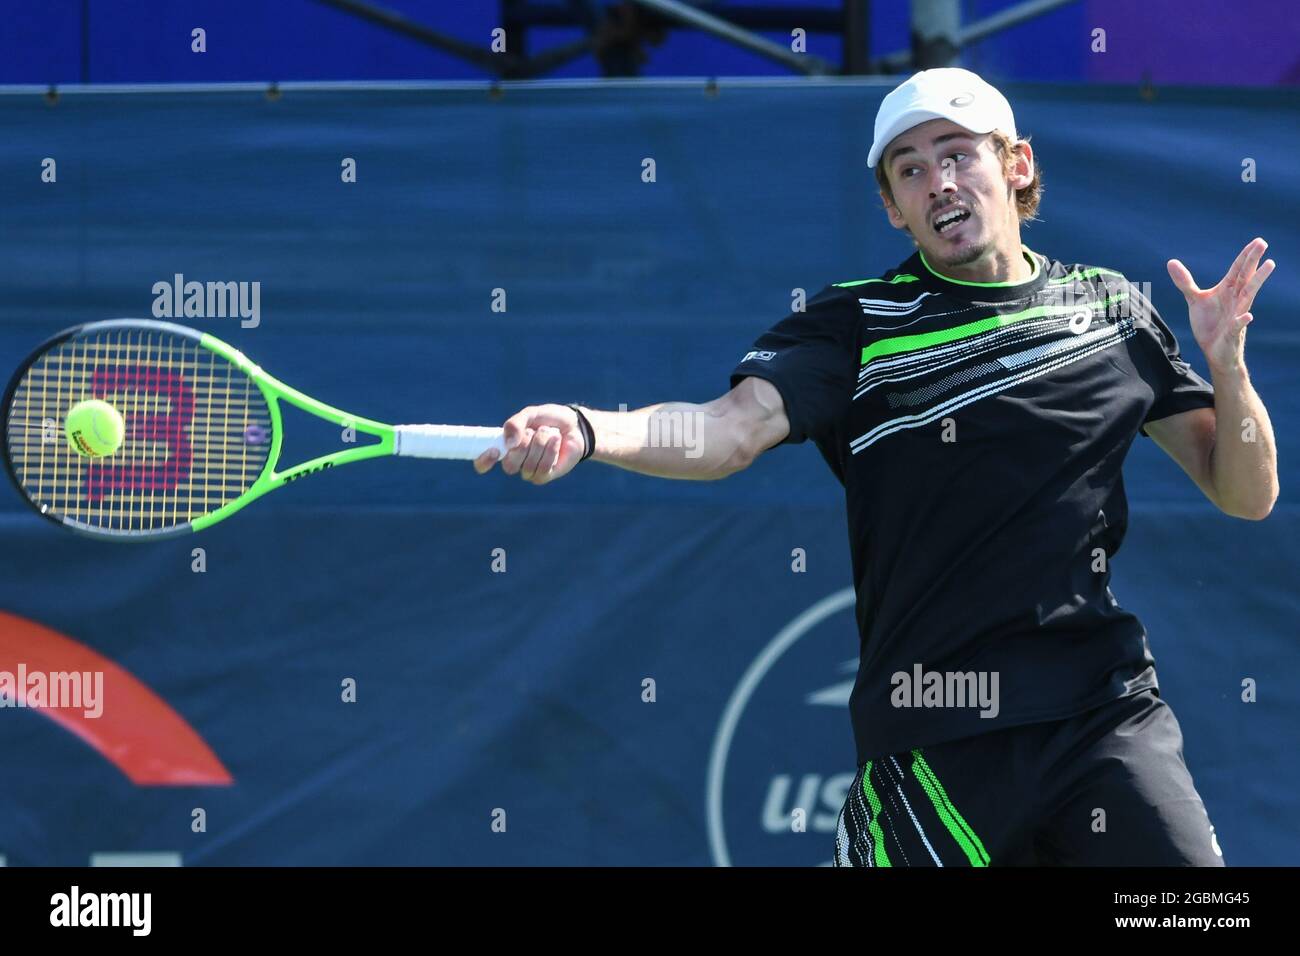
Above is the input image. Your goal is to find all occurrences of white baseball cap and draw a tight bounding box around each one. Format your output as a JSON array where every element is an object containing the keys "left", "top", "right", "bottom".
[{"left": 867, "top": 68, "right": 1018, "bottom": 169}]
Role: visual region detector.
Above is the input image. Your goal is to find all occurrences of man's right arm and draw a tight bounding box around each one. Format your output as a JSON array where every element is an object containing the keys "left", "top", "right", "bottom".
[{"left": 473, "top": 376, "right": 790, "bottom": 484}]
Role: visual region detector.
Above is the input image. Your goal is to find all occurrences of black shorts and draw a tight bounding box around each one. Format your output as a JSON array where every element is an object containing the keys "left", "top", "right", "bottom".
[{"left": 833, "top": 689, "right": 1225, "bottom": 866}]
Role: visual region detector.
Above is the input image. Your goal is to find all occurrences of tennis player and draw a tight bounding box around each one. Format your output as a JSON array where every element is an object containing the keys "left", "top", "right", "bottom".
[{"left": 474, "top": 68, "right": 1278, "bottom": 866}]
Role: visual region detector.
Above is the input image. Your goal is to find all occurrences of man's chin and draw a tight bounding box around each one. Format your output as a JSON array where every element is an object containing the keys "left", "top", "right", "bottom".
[{"left": 922, "top": 236, "right": 990, "bottom": 270}]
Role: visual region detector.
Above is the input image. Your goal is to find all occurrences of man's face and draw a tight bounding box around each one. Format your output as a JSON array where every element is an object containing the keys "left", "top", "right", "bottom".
[{"left": 879, "top": 118, "right": 1031, "bottom": 271}]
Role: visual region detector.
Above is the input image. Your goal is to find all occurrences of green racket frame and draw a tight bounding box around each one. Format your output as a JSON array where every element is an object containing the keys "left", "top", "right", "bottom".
[{"left": 190, "top": 332, "right": 395, "bottom": 533}]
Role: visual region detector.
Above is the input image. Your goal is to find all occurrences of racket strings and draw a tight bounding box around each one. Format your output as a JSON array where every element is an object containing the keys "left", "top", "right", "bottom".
[{"left": 4, "top": 328, "right": 273, "bottom": 533}]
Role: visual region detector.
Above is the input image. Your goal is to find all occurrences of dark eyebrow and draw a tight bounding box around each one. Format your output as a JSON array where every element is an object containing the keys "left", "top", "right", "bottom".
[{"left": 886, "top": 132, "right": 974, "bottom": 171}]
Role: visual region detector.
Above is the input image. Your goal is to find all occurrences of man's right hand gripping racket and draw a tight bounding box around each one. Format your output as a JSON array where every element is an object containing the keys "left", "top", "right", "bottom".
[{"left": 2, "top": 319, "right": 508, "bottom": 541}]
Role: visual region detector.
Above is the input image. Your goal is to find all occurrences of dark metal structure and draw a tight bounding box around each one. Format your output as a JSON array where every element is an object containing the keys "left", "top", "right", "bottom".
[{"left": 312, "top": 0, "right": 1077, "bottom": 79}]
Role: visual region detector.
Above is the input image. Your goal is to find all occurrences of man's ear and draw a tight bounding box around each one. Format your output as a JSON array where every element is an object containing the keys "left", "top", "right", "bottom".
[
  {"left": 1007, "top": 140, "right": 1034, "bottom": 190},
  {"left": 880, "top": 190, "right": 908, "bottom": 231}
]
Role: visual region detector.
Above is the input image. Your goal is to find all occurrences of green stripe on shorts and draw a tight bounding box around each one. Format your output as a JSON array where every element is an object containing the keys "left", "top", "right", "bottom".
[{"left": 911, "top": 749, "right": 991, "bottom": 866}]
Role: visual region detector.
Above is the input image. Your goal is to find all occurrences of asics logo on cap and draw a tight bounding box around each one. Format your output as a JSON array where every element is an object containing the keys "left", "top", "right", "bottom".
[{"left": 950, "top": 93, "right": 974, "bottom": 107}]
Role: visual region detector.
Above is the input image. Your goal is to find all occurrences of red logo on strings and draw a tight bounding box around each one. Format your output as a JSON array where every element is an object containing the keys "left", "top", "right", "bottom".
[{"left": 85, "top": 365, "right": 194, "bottom": 502}]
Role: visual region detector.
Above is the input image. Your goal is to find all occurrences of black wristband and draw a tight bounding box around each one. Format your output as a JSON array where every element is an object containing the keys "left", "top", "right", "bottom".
[{"left": 567, "top": 404, "right": 596, "bottom": 462}]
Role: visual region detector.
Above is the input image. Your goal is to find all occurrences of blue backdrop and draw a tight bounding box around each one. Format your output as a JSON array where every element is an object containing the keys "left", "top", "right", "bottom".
[
  {"left": 8, "top": 0, "right": 1299, "bottom": 87},
  {"left": 0, "top": 78, "right": 1296, "bottom": 865}
]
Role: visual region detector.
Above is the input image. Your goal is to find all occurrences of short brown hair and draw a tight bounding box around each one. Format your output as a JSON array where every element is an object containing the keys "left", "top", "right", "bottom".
[{"left": 875, "top": 130, "right": 1043, "bottom": 226}]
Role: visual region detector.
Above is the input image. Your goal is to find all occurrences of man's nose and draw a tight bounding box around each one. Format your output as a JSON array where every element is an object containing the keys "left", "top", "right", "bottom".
[
  {"left": 929, "top": 176, "right": 959, "bottom": 197},
  {"left": 930, "top": 160, "right": 959, "bottom": 196}
]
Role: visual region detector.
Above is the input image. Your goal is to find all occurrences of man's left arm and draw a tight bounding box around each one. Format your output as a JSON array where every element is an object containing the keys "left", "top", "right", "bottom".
[{"left": 1146, "top": 237, "right": 1279, "bottom": 521}]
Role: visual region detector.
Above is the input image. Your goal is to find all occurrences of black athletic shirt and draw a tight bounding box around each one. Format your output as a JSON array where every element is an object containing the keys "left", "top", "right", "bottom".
[{"left": 730, "top": 245, "right": 1217, "bottom": 764}]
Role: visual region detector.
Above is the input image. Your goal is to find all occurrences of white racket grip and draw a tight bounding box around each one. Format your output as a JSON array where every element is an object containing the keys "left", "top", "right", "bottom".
[{"left": 393, "top": 424, "right": 507, "bottom": 460}]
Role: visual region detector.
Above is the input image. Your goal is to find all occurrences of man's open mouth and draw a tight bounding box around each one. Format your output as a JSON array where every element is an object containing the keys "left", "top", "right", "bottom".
[{"left": 933, "top": 207, "right": 972, "bottom": 234}]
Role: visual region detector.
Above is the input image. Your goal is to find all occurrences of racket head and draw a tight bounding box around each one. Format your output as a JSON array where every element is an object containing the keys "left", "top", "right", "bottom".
[{"left": 2, "top": 319, "right": 276, "bottom": 540}]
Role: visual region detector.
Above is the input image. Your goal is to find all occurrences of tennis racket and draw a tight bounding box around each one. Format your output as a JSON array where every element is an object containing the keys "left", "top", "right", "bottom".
[{"left": 2, "top": 318, "right": 507, "bottom": 540}]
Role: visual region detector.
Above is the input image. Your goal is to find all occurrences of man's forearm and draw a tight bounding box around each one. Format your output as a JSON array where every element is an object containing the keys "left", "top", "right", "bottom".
[
  {"left": 1208, "top": 361, "right": 1279, "bottom": 519},
  {"left": 576, "top": 402, "right": 748, "bottom": 480}
]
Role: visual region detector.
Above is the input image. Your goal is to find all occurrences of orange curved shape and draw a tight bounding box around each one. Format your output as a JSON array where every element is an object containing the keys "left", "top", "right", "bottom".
[{"left": 0, "top": 610, "right": 232, "bottom": 786}]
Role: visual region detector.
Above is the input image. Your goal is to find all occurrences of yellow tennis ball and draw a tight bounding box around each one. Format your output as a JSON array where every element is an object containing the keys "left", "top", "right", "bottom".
[{"left": 65, "top": 399, "right": 125, "bottom": 458}]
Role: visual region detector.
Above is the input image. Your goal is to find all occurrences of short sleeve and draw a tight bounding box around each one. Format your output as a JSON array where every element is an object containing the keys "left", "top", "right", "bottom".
[
  {"left": 1129, "top": 282, "right": 1216, "bottom": 438},
  {"left": 728, "top": 285, "right": 858, "bottom": 446}
]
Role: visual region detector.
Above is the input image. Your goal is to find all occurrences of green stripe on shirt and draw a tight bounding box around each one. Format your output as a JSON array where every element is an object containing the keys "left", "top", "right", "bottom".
[{"left": 860, "top": 291, "right": 1129, "bottom": 365}]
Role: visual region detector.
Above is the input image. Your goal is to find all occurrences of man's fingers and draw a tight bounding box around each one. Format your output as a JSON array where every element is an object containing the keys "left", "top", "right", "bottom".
[
  {"left": 1237, "top": 236, "right": 1268, "bottom": 280},
  {"left": 1243, "top": 258, "right": 1276, "bottom": 305},
  {"left": 1223, "top": 241, "right": 1253, "bottom": 289},
  {"left": 1225, "top": 237, "right": 1265, "bottom": 291},
  {"left": 531, "top": 431, "right": 563, "bottom": 484},
  {"left": 501, "top": 407, "right": 537, "bottom": 450},
  {"left": 520, "top": 426, "right": 558, "bottom": 481},
  {"left": 481, "top": 407, "right": 579, "bottom": 483},
  {"left": 500, "top": 427, "right": 535, "bottom": 475},
  {"left": 1167, "top": 259, "right": 1199, "bottom": 298}
]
